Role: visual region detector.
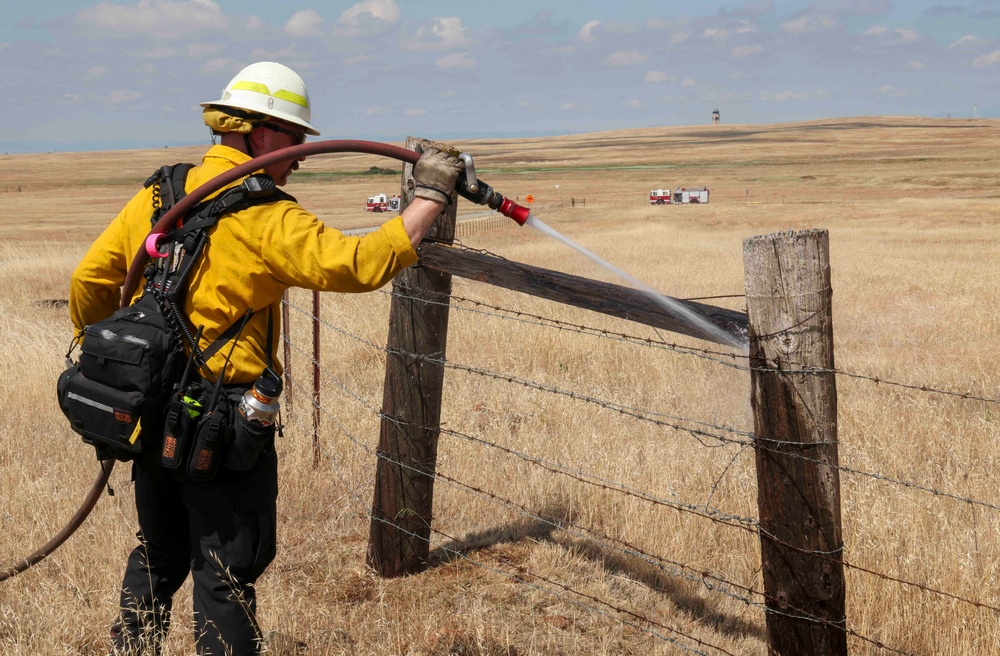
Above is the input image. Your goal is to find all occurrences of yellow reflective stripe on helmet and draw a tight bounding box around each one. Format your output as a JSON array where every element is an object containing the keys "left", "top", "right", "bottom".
[
  {"left": 273, "top": 89, "right": 309, "bottom": 108},
  {"left": 230, "top": 81, "right": 309, "bottom": 108}
]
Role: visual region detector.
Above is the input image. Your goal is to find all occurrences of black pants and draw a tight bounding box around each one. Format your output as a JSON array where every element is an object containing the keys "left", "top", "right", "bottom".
[{"left": 111, "top": 446, "right": 278, "bottom": 655}]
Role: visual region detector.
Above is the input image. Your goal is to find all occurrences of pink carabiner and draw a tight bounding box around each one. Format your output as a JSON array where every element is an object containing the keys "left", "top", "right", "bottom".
[{"left": 145, "top": 233, "right": 169, "bottom": 258}]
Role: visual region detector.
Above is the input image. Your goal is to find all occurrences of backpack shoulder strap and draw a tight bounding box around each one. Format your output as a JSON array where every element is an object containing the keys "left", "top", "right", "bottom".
[
  {"left": 170, "top": 173, "right": 295, "bottom": 241},
  {"left": 144, "top": 163, "right": 196, "bottom": 225}
]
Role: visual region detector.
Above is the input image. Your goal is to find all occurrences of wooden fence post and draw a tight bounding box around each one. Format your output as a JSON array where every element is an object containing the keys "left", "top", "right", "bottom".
[
  {"left": 367, "top": 137, "right": 457, "bottom": 577},
  {"left": 743, "top": 229, "right": 847, "bottom": 656}
]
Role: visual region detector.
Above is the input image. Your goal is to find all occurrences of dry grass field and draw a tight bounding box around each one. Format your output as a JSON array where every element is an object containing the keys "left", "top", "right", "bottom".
[{"left": 1, "top": 116, "right": 999, "bottom": 655}]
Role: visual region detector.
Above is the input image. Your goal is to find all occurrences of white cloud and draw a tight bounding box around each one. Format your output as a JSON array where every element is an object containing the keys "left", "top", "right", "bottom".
[
  {"left": 344, "top": 54, "right": 370, "bottom": 65},
  {"left": 949, "top": 35, "right": 988, "bottom": 50},
  {"left": 817, "top": 0, "right": 890, "bottom": 15},
  {"left": 561, "top": 102, "right": 576, "bottom": 110},
  {"left": 626, "top": 100, "right": 643, "bottom": 108},
  {"left": 605, "top": 51, "right": 647, "bottom": 67},
  {"left": 403, "top": 17, "right": 474, "bottom": 51},
  {"left": 245, "top": 15, "right": 263, "bottom": 31},
  {"left": 644, "top": 71, "right": 675, "bottom": 83},
  {"left": 108, "top": 89, "right": 142, "bottom": 104},
  {"left": 579, "top": 20, "right": 600, "bottom": 42},
  {"left": 187, "top": 43, "right": 223, "bottom": 58},
  {"left": 435, "top": 52, "right": 476, "bottom": 69},
  {"left": 759, "top": 89, "right": 830, "bottom": 102},
  {"left": 877, "top": 84, "right": 907, "bottom": 97},
  {"left": 703, "top": 28, "right": 729, "bottom": 40},
  {"left": 864, "top": 25, "right": 919, "bottom": 42},
  {"left": 782, "top": 16, "right": 838, "bottom": 34},
  {"left": 82, "top": 66, "right": 109, "bottom": 81},
  {"left": 906, "top": 60, "right": 926, "bottom": 71},
  {"left": 736, "top": 20, "right": 757, "bottom": 34},
  {"left": 973, "top": 50, "right": 1000, "bottom": 68},
  {"left": 366, "top": 105, "right": 391, "bottom": 116},
  {"left": 681, "top": 78, "right": 696, "bottom": 88},
  {"left": 143, "top": 47, "right": 177, "bottom": 59},
  {"left": 201, "top": 58, "right": 232, "bottom": 76},
  {"left": 285, "top": 9, "right": 324, "bottom": 38},
  {"left": 76, "top": 0, "right": 228, "bottom": 38},
  {"left": 404, "top": 108, "right": 427, "bottom": 116},
  {"left": 645, "top": 17, "right": 686, "bottom": 30},
  {"left": 732, "top": 44, "right": 762, "bottom": 58},
  {"left": 338, "top": 0, "right": 399, "bottom": 35},
  {"left": 248, "top": 46, "right": 297, "bottom": 61},
  {"left": 670, "top": 31, "right": 692, "bottom": 44},
  {"left": 775, "top": 90, "right": 809, "bottom": 101}
]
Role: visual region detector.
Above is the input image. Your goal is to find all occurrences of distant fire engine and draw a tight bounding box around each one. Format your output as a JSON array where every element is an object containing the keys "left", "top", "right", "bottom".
[
  {"left": 366, "top": 193, "right": 401, "bottom": 213},
  {"left": 649, "top": 187, "right": 710, "bottom": 205},
  {"left": 649, "top": 189, "right": 671, "bottom": 205}
]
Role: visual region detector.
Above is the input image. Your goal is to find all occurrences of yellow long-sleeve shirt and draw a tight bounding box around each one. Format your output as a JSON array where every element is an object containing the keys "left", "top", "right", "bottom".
[{"left": 70, "top": 145, "right": 417, "bottom": 385}]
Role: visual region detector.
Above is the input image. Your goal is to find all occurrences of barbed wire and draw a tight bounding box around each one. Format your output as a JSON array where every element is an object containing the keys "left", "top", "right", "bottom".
[
  {"left": 288, "top": 297, "right": 1000, "bottom": 514},
  {"left": 286, "top": 300, "right": 762, "bottom": 449},
  {"left": 374, "top": 282, "right": 1000, "bottom": 406},
  {"left": 288, "top": 360, "right": 912, "bottom": 656},
  {"left": 283, "top": 349, "right": 734, "bottom": 655},
  {"left": 283, "top": 300, "right": 1000, "bottom": 614},
  {"left": 282, "top": 332, "right": 759, "bottom": 533},
  {"left": 428, "top": 466, "right": 912, "bottom": 656},
  {"left": 283, "top": 329, "right": 1000, "bottom": 619},
  {"left": 373, "top": 514, "right": 727, "bottom": 656},
  {"left": 381, "top": 412, "right": 1000, "bottom": 616}
]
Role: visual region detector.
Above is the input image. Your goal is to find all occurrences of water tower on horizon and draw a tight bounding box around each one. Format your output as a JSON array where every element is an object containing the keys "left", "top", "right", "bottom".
[{"left": 712, "top": 109, "right": 721, "bottom": 125}]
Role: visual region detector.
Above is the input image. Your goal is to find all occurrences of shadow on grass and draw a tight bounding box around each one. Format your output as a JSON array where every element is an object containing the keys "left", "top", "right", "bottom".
[{"left": 427, "top": 505, "right": 764, "bottom": 642}]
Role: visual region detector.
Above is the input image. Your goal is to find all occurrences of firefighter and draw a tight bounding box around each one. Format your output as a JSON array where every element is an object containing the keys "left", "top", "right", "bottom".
[{"left": 69, "top": 61, "right": 462, "bottom": 655}]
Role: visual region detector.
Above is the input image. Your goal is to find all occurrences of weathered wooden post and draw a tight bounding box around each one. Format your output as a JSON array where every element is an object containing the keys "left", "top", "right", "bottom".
[
  {"left": 743, "top": 229, "right": 847, "bottom": 656},
  {"left": 367, "top": 137, "right": 456, "bottom": 577}
]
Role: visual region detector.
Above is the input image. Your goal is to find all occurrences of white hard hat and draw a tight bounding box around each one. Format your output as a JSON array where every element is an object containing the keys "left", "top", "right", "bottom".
[{"left": 201, "top": 61, "right": 320, "bottom": 136}]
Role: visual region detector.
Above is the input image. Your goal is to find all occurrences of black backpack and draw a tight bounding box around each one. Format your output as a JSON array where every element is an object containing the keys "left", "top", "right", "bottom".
[{"left": 58, "top": 164, "right": 291, "bottom": 466}]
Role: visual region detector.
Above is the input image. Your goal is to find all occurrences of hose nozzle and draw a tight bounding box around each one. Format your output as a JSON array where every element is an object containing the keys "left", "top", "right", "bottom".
[{"left": 454, "top": 153, "right": 530, "bottom": 225}]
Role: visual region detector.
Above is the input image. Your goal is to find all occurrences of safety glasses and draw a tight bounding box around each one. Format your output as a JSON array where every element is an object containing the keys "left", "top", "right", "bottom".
[{"left": 263, "top": 122, "right": 307, "bottom": 145}]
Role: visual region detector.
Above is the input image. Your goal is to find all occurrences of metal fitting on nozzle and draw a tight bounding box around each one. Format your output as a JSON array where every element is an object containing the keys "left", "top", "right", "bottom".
[{"left": 453, "top": 152, "right": 530, "bottom": 225}]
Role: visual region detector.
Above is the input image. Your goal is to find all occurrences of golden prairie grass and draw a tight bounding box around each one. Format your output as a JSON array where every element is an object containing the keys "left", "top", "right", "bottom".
[{"left": 0, "top": 117, "right": 999, "bottom": 655}]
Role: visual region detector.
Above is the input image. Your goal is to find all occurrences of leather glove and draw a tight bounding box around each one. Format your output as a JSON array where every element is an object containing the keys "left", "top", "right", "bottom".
[{"left": 413, "top": 148, "right": 463, "bottom": 205}]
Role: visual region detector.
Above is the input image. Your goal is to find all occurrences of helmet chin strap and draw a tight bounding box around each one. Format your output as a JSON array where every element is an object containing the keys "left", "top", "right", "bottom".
[{"left": 243, "top": 133, "right": 255, "bottom": 158}]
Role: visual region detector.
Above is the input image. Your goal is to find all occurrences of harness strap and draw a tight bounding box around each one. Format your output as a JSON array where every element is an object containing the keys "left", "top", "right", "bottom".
[
  {"left": 147, "top": 164, "right": 291, "bottom": 385},
  {"left": 200, "top": 309, "right": 255, "bottom": 364}
]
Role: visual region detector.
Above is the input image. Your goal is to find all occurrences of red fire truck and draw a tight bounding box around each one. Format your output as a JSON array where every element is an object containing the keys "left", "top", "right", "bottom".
[
  {"left": 649, "top": 189, "right": 672, "bottom": 205},
  {"left": 649, "top": 187, "right": 710, "bottom": 204},
  {"left": 366, "top": 193, "right": 402, "bottom": 213}
]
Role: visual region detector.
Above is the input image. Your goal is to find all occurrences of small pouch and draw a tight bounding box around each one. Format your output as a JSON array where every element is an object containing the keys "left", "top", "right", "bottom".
[
  {"left": 57, "top": 365, "right": 144, "bottom": 457},
  {"left": 223, "top": 395, "right": 276, "bottom": 472},
  {"left": 185, "top": 396, "right": 231, "bottom": 481},
  {"left": 160, "top": 392, "right": 202, "bottom": 469}
]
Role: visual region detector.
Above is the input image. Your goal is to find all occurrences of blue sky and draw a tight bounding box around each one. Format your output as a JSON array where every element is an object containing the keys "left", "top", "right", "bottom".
[{"left": 2, "top": 1, "right": 999, "bottom": 151}]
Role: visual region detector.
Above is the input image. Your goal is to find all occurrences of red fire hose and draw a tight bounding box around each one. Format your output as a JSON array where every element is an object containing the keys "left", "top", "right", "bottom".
[{"left": 1, "top": 139, "right": 527, "bottom": 584}]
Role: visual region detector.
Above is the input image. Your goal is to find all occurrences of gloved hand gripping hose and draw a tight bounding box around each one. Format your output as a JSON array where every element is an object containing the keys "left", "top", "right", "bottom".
[{"left": 1, "top": 139, "right": 527, "bottom": 584}]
